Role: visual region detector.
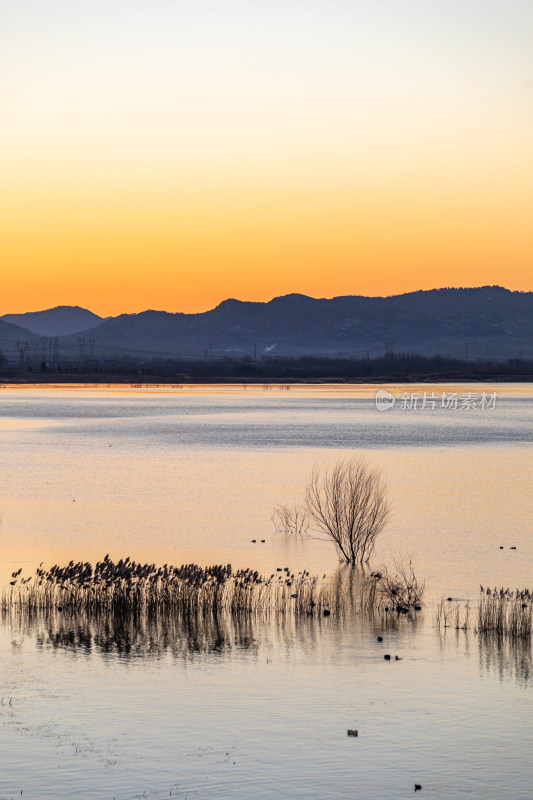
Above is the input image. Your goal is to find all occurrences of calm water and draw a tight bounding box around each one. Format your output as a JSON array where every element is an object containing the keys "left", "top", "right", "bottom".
[{"left": 0, "top": 384, "right": 532, "bottom": 799}]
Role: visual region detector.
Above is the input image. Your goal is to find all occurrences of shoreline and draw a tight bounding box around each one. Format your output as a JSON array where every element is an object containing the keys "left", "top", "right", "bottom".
[{"left": 2, "top": 373, "right": 533, "bottom": 386}]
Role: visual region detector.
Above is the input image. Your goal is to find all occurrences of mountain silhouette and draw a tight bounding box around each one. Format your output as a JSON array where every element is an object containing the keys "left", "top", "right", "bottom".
[
  {"left": 1, "top": 306, "right": 105, "bottom": 337},
  {"left": 51, "top": 286, "right": 533, "bottom": 361}
]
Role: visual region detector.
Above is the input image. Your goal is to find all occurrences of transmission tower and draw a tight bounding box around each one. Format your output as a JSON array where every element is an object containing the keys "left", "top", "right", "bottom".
[
  {"left": 51, "top": 337, "right": 60, "bottom": 370},
  {"left": 16, "top": 340, "right": 28, "bottom": 369},
  {"left": 78, "top": 337, "right": 86, "bottom": 361},
  {"left": 41, "top": 336, "right": 49, "bottom": 363}
]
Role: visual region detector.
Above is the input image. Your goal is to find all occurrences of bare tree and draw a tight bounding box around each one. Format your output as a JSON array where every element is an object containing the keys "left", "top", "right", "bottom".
[
  {"left": 305, "top": 457, "right": 390, "bottom": 564},
  {"left": 272, "top": 504, "right": 309, "bottom": 535}
]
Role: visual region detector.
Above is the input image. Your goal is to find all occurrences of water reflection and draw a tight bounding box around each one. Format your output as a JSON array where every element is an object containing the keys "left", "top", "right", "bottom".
[
  {"left": 2, "top": 568, "right": 424, "bottom": 661},
  {"left": 478, "top": 632, "right": 533, "bottom": 685},
  {"left": 4, "top": 607, "right": 261, "bottom": 659}
]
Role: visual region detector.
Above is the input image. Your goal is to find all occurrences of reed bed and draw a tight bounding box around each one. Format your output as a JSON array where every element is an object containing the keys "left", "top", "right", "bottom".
[
  {"left": 436, "top": 587, "right": 533, "bottom": 639},
  {"left": 478, "top": 588, "right": 533, "bottom": 638},
  {"left": 2, "top": 556, "right": 358, "bottom": 617}
]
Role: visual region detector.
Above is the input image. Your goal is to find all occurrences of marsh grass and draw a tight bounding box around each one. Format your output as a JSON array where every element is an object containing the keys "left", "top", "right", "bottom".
[
  {"left": 436, "top": 588, "right": 533, "bottom": 639},
  {"left": 478, "top": 590, "right": 533, "bottom": 638},
  {"left": 375, "top": 559, "right": 425, "bottom": 612},
  {"left": 435, "top": 600, "right": 470, "bottom": 630},
  {"left": 2, "top": 557, "right": 368, "bottom": 618},
  {"left": 3, "top": 557, "right": 427, "bottom": 631}
]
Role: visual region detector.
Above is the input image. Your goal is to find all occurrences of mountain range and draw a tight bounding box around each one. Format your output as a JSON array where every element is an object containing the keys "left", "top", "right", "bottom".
[
  {"left": 1, "top": 306, "right": 105, "bottom": 336},
  {"left": 1, "top": 286, "right": 532, "bottom": 363}
]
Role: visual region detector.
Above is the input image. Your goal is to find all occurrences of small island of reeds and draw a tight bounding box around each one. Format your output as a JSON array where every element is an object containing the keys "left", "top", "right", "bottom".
[{"left": 2, "top": 555, "right": 424, "bottom": 619}]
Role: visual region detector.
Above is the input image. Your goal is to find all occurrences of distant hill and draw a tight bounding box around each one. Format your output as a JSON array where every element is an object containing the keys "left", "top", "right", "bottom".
[
  {"left": 56, "top": 286, "right": 533, "bottom": 361},
  {"left": 1, "top": 306, "right": 105, "bottom": 337},
  {"left": 0, "top": 319, "right": 40, "bottom": 362}
]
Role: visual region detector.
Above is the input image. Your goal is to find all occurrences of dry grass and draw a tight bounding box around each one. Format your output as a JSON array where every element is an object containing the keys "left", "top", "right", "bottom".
[
  {"left": 435, "top": 600, "right": 470, "bottom": 630},
  {"left": 436, "top": 587, "right": 533, "bottom": 639},
  {"left": 374, "top": 558, "right": 425, "bottom": 612},
  {"left": 478, "top": 588, "right": 533, "bottom": 638},
  {"left": 2, "top": 556, "right": 427, "bottom": 625},
  {"left": 2, "top": 557, "right": 358, "bottom": 617}
]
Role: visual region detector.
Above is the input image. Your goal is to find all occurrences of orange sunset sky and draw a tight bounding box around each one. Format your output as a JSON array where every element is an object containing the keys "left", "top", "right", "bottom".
[{"left": 1, "top": 1, "right": 532, "bottom": 316}]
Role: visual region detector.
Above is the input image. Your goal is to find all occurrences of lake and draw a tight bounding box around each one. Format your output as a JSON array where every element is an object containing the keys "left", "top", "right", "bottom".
[{"left": 1, "top": 383, "right": 532, "bottom": 799}]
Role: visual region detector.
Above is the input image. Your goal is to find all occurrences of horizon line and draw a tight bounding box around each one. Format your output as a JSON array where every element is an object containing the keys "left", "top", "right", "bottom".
[{"left": 1, "top": 283, "right": 529, "bottom": 319}]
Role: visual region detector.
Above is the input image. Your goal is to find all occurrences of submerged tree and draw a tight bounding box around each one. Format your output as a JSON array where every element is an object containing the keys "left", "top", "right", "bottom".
[
  {"left": 305, "top": 457, "right": 390, "bottom": 564},
  {"left": 271, "top": 503, "right": 309, "bottom": 535}
]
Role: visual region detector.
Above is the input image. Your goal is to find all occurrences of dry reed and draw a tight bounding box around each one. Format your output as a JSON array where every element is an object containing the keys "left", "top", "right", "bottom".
[
  {"left": 2, "top": 557, "right": 352, "bottom": 617},
  {"left": 435, "top": 587, "right": 533, "bottom": 639}
]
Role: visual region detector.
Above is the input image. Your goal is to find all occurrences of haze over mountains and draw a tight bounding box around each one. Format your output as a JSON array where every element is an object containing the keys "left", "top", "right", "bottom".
[{"left": 1, "top": 287, "right": 532, "bottom": 363}]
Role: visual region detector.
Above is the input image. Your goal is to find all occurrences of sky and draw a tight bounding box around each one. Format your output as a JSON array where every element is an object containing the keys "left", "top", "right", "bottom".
[{"left": 1, "top": 0, "right": 532, "bottom": 315}]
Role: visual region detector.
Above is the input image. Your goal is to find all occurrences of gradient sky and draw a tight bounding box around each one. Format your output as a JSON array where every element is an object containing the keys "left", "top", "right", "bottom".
[{"left": 1, "top": 0, "right": 532, "bottom": 315}]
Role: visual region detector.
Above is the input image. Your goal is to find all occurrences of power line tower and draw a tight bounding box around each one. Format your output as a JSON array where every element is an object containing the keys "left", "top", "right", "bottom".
[
  {"left": 51, "top": 337, "right": 60, "bottom": 370},
  {"left": 16, "top": 340, "right": 28, "bottom": 369},
  {"left": 384, "top": 340, "right": 395, "bottom": 355},
  {"left": 41, "top": 336, "right": 49, "bottom": 364},
  {"left": 88, "top": 338, "right": 95, "bottom": 358},
  {"left": 78, "top": 337, "right": 86, "bottom": 361}
]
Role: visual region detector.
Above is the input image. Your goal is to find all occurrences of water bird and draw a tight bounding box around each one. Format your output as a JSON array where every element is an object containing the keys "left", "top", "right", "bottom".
[
  {"left": 384, "top": 654, "right": 391, "bottom": 660},
  {"left": 250, "top": 540, "right": 256, "bottom": 543},
  {"left": 346, "top": 729, "right": 358, "bottom": 737},
  {"left": 377, "top": 636, "right": 383, "bottom": 642},
  {"left": 414, "top": 785, "right": 422, "bottom": 792},
  {"left": 323, "top": 609, "right": 331, "bottom": 617}
]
